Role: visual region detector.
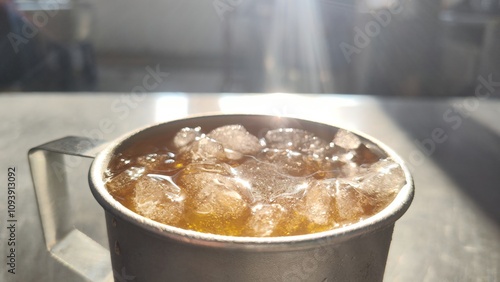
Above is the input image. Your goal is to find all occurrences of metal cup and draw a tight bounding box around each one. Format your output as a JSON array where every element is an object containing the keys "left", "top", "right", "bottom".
[{"left": 30, "top": 114, "right": 414, "bottom": 282}]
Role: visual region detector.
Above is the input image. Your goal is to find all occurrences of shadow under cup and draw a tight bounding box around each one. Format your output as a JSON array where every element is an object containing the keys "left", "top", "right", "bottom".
[{"left": 89, "top": 114, "right": 414, "bottom": 282}]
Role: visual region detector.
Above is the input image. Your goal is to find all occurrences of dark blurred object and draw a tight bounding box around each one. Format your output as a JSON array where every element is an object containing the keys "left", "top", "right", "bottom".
[
  {"left": 0, "top": 1, "right": 42, "bottom": 90},
  {"left": 0, "top": 1, "right": 97, "bottom": 91},
  {"left": 340, "top": 0, "right": 442, "bottom": 96},
  {"left": 444, "top": 0, "right": 500, "bottom": 13},
  {"left": 469, "top": 0, "right": 500, "bottom": 13},
  {"left": 439, "top": 0, "right": 500, "bottom": 96}
]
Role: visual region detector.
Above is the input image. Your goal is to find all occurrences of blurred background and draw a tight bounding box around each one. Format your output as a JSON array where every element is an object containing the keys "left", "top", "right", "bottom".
[{"left": 0, "top": 0, "right": 499, "bottom": 96}]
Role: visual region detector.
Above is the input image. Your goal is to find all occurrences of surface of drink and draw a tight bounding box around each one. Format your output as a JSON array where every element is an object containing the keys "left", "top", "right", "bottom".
[{"left": 105, "top": 125, "right": 406, "bottom": 237}]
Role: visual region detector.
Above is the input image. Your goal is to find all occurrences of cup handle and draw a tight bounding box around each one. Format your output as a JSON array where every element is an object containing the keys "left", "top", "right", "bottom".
[{"left": 29, "top": 136, "right": 112, "bottom": 281}]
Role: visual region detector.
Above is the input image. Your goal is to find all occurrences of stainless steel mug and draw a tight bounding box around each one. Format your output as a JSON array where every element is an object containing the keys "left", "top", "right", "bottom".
[{"left": 29, "top": 114, "right": 414, "bottom": 282}]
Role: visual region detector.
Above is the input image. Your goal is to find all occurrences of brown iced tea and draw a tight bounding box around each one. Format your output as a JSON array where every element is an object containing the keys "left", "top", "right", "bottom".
[{"left": 105, "top": 125, "right": 406, "bottom": 237}]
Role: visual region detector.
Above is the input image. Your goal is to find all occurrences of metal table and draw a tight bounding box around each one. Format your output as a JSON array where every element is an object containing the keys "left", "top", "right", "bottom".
[{"left": 0, "top": 93, "right": 498, "bottom": 281}]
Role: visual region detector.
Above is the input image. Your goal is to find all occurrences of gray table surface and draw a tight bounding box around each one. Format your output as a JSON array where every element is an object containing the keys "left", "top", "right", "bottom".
[{"left": 0, "top": 93, "right": 499, "bottom": 282}]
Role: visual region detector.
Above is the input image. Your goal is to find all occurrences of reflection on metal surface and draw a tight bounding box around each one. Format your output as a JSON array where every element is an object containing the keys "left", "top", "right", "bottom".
[
  {"left": 51, "top": 229, "right": 113, "bottom": 282},
  {"left": 29, "top": 136, "right": 112, "bottom": 282}
]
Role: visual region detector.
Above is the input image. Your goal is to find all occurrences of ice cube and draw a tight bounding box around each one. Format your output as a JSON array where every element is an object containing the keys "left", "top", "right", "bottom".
[
  {"left": 258, "top": 147, "right": 348, "bottom": 179},
  {"left": 333, "top": 129, "right": 361, "bottom": 150},
  {"left": 234, "top": 158, "right": 309, "bottom": 202},
  {"left": 178, "top": 162, "right": 234, "bottom": 177},
  {"left": 173, "top": 127, "right": 203, "bottom": 149},
  {"left": 303, "top": 153, "right": 347, "bottom": 179},
  {"left": 258, "top": 148, "right": 309, "bottom": 176},
  {"left": 179, "top": 162, "right": 233, "bottom": 176},
  {"left": 352, "top": 144, "right": 382, "bottom": 165},
  {"left": 194, "top": 187, "right": 246, "bottom": 215},
  {"left": 106, "top": 167, "right": 145, "bottom": 194},
  {"left": 178, "top": 137, "right": 226, "bottom": 162},
  {"left": 223, "top": 148, "right": 244, "bottom": 161},
  {"left": 133, "top": 174, "right": 185, "bottom": 225},
  {"left": 245, "top": 203, "right": 286, "bottom": 237},
  {"left": 187, "top": 177, "right": 251, "bottom": 235},
  {"left": 177, "top": 162, "right": 255, "bottom": 203},
  {"left": 208, "top": 125, "right": 262, "bottom": 156},
  {"left": 338, "top": 159, "right": 360, "bottom": 178},
  {"left": 358, "top": 158, "right": 406, "bottom": 199},
  {"left": 264, "top": 128, "right": 328, "bottom": 155},
  {"left": 333, "top": 179, "right": 375, "bottom": 222},
  {"left": 298, "top": 180, "right": 335, "bottom": 226}
]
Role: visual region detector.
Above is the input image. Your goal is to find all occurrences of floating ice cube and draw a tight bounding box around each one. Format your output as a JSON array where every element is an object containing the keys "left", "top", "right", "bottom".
[
  {"left": 133, "top": 174, "right": 185, "bottom": 224},
  {"left": 333, "top": 129, "right": 361, "bottom": 150},
  {"left": 264, "top": 128, "right": 306, "bottom": 149},
  {"left": 304, "top": 154, "right": 347, "bottom": 179},
  {"left": 179, "top": 162, "right": 233, "bottom": 176},
  {"left": 352, "top": 144, "right": 382, "bottom": 165},
  {"left": 235, "top": 158, "right": 309, "bottom": 202},
  {"left": 358, "top": 158, "right": 405, "bottom": 199},
  {"left": 208, "top": 125, "right": 262, "bottom": 156},
  {"left": 333, "top": 179, "right": 374, "bottom": 222},
  {"left": 223, "top": 148, "right": 244, "bottom": 160},
  {"left": 299, "top": 180, "right": 335, "bottom": 226},
  {"left": 328, "top": 141, "right": 383, "bottom": 178},
  {"left": 179, "top": 137, "right": 226, "bottom": 162},
  {"left": 258, "top": 148, "right": 309, "bottom": 176},
  {"left": 177, "top": 163, "right": 254, "bottom": 203},
  {"left": 260, "top": 128, "right": 335, "bottom": 177},
  {"left": 106, "top": 167, "right": 145, "bottom": 193},
  {"left": 265, "top": 128, "right": 328, "bottom": 155},
  {"left": 189, "top": 177, "right": 251, "bottom": 235},
  {"left": 338, "top": 159, "right": 360, "bottom": 178},
  {"left": 194, "top": 186, "right": 246, "bottom": 215},
  {"left": 173, "top": 127, "right": 203, "bottom": 149},
  {"left": 245, "top": 203, "right": 286, "bottom": 237}
]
